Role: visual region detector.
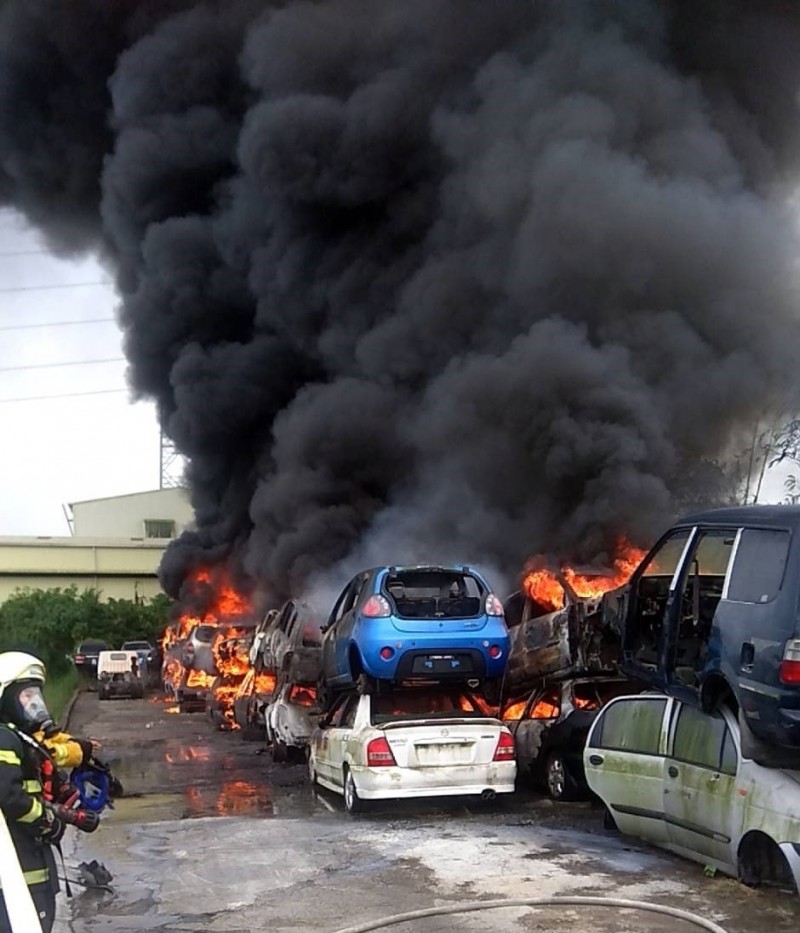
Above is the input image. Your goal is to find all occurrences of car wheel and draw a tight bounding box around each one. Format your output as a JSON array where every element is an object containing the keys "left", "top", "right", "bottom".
[
  {"left": 343, "top": 768, "right": 364, "bottom": 814},
  {"left": 272, "top": 740, "right": 288, "bottom": 764},
  {"left": 602, "top": 806, "right": 619, "bottom": 832},
  {"left": 545, "top": 751, "right": 577, "bottom": 801}
]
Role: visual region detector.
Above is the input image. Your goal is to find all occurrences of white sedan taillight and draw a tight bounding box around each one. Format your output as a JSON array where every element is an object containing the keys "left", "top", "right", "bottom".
[
  {"left": 492, "top": 730, "right": 515, "bottom": 762},
  {"left": 366, "top": 736, "right": 397, "bottom": 767}
]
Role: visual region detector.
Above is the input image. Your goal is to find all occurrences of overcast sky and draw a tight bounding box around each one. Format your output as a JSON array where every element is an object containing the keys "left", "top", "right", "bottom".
[{"left": 0, "top": 208, "right": 163, "bottom": 536}]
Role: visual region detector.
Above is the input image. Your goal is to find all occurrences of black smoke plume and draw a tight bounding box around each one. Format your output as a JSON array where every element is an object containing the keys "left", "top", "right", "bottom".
[{"left": 3, "top": 0, "right": 800, "bottom": 602}]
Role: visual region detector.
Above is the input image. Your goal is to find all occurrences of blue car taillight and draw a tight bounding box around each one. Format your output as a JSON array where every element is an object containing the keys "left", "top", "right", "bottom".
[
  {"left": 485, "top": 594, "right": 504, "bottom": 617},
  {"left": 362, "top": 595, "right": 392, "bottom": 618}
]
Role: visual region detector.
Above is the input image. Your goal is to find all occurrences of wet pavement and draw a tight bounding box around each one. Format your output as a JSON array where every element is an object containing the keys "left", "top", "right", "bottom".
[{"left": 52, "top": 691, "right": 800, "bottom": 933}]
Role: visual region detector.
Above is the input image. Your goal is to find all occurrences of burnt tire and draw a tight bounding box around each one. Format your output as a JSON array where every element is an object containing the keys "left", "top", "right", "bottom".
[
  {"left": 343, "top": 768, "right": 365, "bottom": 814},
  {"left": 272, "top": 740, "right": 288, "bottom": 764},
  {"left": 482, "top": 677, "right": 503, "bottom": 706},
  {"left": 544, "top": 751, "right": 578, "bottom": 801}
]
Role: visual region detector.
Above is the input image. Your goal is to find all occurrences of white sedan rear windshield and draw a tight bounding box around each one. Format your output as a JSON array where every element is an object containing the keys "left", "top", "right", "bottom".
[{"left": 371, "top": 689, "right": 493, "bottom": 724}]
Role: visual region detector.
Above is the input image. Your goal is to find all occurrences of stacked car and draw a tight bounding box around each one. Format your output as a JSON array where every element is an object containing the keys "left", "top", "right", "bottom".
[{"left": 308, "top": 564, "right": 517, "bottom": 811}]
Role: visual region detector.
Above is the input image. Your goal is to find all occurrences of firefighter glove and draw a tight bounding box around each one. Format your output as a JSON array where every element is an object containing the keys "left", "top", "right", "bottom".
[{"left": 41, "top": 816, "right": 66, "bottom": 846}]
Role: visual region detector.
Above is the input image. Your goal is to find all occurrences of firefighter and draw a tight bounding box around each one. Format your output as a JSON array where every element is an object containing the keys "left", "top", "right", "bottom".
[{"left": 0, "top": 651, "right": 99, "bottom": 933}]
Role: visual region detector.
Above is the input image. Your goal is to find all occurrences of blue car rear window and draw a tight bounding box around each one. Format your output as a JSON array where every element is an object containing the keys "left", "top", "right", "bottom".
[{"left": 383, "top": 571, "right": 484, "bottom": 619}]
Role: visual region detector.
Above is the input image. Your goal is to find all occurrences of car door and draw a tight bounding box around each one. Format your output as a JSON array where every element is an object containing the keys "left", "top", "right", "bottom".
[
  {"left": 584, "top": 695, "right": 670, "bottom": 842},
  {"left": 322, "top": 582, "right": 355, "bottom": 683},
  {"left": 662, "top": 701, "right": 738, "bottom": 867},
  {"left": 333, "top": 576, "right": 368, "bottom": 681},
  {"left": 314, "top": 693, "right": 351, "bottom": 783},
  {"left": 325, "top": 694, "right": 361, "bottom": 789}
]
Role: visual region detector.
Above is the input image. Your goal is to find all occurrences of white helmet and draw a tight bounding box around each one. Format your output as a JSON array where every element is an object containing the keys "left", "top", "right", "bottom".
[
  {"left": 0, "top": 652, "right": 52, "bottom": 735},
  {"left": 0, "top": 652, "right": 46, "bottom": 698}
]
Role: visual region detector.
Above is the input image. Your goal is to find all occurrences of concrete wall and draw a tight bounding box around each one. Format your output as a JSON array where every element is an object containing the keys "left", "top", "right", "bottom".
[
  {"left": 70, "top": 488, "right": 194, "bottom": 539},
  {"left": 0, "top": 537, "right": 166, "bottom": 604}
]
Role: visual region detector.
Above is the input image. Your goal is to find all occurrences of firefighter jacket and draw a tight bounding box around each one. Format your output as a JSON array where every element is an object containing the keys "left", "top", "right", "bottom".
[{"left": 0, "top": 723, "right": 57, "bottom": 895}]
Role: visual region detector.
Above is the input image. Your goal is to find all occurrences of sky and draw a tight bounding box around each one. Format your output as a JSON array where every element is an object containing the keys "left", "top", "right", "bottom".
[{"left": 0, "top": 208, "right": 165, "bottom": 536}]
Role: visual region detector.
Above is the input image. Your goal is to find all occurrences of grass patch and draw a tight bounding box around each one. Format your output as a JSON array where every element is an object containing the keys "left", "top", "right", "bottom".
[{"left": 45, "top": 667, "right": 79, "bottom": 724}]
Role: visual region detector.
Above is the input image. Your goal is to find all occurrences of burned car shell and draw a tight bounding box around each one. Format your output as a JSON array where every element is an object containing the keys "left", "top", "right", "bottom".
[
  {"left": 265, "top": 682, "right": 321, "bottom": 760},
  {"left": 603, "top": 506, "right": 800, "bottom": 763},
  {"left": 503, "top": 576, "right": 620, "bottom": 698},
  {"left": 504, "top": 675, "right": 641, "bottom": 799},
  {"left": 263, "top": 600, "right": 324, "bottom": 683}
]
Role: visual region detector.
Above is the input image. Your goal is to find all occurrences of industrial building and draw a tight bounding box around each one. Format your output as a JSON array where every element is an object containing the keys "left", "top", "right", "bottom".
[{"left": 0, "top": 488, "right": 194, "bottom": 604}]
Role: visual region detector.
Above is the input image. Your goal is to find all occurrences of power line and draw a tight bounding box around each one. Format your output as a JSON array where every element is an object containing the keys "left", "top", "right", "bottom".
[
  {"left": 0, "top": 280, "right": 111, "bottom": 294},
  {"left": 0, "top": 357, "right": 125, "bottom": 373},
  {"left": 0, "top": 318, "right": 116, "bottom": 332},
  {"left": 0, "top": 388, "right": 127, "bottom": 404}
]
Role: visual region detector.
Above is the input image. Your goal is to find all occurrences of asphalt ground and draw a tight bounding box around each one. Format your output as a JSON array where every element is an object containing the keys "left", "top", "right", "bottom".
[{"left": 48, "top": 691, "right": 800, "bottom": 933}]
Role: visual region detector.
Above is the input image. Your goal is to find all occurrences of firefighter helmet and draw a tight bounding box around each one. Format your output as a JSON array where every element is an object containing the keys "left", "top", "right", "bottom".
[{"left": 0, "top": 652, "right": 46, "bottom": 698}]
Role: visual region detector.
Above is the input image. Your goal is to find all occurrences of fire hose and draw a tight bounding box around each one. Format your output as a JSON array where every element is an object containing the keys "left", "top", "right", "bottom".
[{"left": 330, "top": 895, "right": 730, "bottom": 933}]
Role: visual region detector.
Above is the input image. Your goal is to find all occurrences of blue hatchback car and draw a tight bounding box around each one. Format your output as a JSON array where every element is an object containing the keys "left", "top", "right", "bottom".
[{"left": 319, "top": 565, "right": 509, "bottom": 706}]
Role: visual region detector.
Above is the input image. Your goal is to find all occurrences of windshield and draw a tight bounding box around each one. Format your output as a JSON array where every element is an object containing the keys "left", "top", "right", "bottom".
[
  {"left": 123, "top": 642, "right": 151, "bottom": 650},
  {"left": 371, "top": 689, "right": 494, "bottom": 724}
]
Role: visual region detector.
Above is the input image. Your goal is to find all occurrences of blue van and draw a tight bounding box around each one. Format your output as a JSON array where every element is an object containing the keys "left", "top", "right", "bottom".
[
  {"left": 319, "top": 565, "right": 509, "bottom": 708},
  {"left": 603, "top": 505, "right": 800, "bottom": 766}
]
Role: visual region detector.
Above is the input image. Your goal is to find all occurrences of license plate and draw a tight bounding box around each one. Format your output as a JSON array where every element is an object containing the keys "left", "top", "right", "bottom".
[
  {"left": 415, "top": 743, "right": 474, "bottom": 766},
  {"left": 411, "top": 654, "right": 472, "bottom": 675}
]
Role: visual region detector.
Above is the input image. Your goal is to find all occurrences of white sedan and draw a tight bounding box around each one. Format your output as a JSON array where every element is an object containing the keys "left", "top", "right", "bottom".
[{"left": 308, "top": 688, "right": 516, "bottom": 813}]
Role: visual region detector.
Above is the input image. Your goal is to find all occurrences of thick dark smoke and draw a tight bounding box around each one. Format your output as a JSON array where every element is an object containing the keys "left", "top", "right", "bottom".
[{"left": 3, "top": 0, "right": 800, "bottom": 603}]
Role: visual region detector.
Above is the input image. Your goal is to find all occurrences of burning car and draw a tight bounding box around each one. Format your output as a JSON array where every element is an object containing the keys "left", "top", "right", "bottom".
[
  {"left": 501, "top": 675, "right": 642, "bottom": 800},
  {"left": 503, "top": 545, "right": 645, "bottom": 699},
  {"left": 206, "top": 631, "right": 255, "bottom": 730},
  {"left": 232, "top": 608, "right": 282, "bottom": 738},
  {"left": 265, "top": 681, "right": 321, "bottom": 762}
]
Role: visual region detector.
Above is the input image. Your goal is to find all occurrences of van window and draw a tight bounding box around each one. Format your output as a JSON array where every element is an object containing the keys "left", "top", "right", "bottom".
[
  {"left": 671, "top": 703, "right": 729, "bottom": 770},
  {"left": 590, "top": 698, "right": 666, "bottom": 754},
  {"left": 727, "top": 528, "right": 789, "bottom": 604}
]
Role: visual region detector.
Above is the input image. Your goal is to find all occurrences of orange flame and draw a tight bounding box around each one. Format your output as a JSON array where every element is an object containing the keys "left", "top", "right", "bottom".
[
  {"left": 186, "top": 669, "right": 214, "bottom": 689},
  {"left": 255, "top": 672, "right": 277, "bottom": 695},
  {"left": 522, "top": 539, "right": 646, "bottom": 612},
  {"left": 502, "top": 700, "right": 527, "bottom": 721}
]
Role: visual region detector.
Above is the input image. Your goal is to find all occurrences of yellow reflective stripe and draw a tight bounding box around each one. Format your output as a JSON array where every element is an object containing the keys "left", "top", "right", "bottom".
[
  {"left": 17, "top": 798, "right": 43, "bottom": 824},
  {"left": 22, "top": 780, "right": 42, "bottom": 793},
  {"left": 0, "top": 868, "right": 49, "bottom": 892},
  {"left": 0, "top": 750, "right": 21, "bottom": 766}
]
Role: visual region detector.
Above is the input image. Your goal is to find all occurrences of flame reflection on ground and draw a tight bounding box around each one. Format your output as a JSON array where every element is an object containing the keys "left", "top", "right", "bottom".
[{"left": 183, "top": 781, "right": 273, "bottom": 818}]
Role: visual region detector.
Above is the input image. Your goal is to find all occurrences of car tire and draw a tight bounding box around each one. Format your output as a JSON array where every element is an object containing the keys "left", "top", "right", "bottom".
[
  {"left": 343, "top": 768, "right": 364, "bottom": 814},
  {"left": 272, "top": 740, "right": 288, "bottom": 764},
  {"left": 544, "top": 751, "right": 578, "bottom": 801},
  {"left": 602, "top": 806, "right": 619, "bottom": 832}
]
